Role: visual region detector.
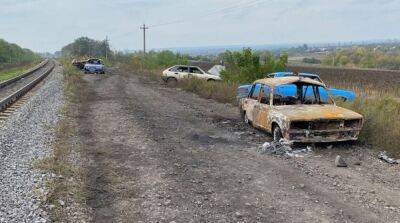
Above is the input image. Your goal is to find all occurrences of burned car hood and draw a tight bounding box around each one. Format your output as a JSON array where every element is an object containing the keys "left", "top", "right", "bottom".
[{"left": 272, "top": 105, "right": 363, "bottom": 121}]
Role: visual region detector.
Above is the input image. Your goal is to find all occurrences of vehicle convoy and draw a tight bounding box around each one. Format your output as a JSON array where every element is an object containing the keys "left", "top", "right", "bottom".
[
  {"left": 237, "top": 72, "right": 356, "bottom": 102},
  {"left": 162, "top": 65, "right": 222, "bottom": 84},
  {"left": 239, "top": 76, "right": 364, "bottom": 143},
  {"left": 83, "top": 58, "right": 105, "bottom": 74}
]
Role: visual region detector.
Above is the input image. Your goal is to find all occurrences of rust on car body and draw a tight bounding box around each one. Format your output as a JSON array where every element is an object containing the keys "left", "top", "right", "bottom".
[{"left": 239, "top": 77, "right": 363, "bottom": 143}]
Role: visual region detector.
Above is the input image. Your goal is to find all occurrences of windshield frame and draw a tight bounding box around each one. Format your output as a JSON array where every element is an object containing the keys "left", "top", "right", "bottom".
[{"left": 271, "top": 82, "right": 335, "bottom": 106}]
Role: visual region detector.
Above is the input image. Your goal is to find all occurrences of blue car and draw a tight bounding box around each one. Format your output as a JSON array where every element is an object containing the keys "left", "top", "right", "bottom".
[{"left": 237, "top": 72, "right": 356, "bottom": 102}]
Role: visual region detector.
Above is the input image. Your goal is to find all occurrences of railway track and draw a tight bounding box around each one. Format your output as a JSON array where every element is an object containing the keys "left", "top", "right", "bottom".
[{"left": 0, "top": 59, "right": 55, "bottom": 118}]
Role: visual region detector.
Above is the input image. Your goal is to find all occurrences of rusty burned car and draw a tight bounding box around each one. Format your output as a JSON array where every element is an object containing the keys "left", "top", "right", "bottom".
[{"left": 239, "top": 76, "right": 364, "bottom": 143}]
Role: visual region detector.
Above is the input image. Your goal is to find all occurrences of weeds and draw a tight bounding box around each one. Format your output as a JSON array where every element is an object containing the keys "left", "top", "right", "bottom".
[
  {"left": 177, "top": 78, "right": 237, "bottom": 104},
  {"left": 35, "top": 61, "right": 90, "bottom": 221},
  {"left": 339, "top": 97, "right": 400, "bottom": 156}
]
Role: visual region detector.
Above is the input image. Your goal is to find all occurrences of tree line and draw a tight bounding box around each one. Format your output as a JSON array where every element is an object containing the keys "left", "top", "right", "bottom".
[
  {"left": 0, "top": 39, "right": 40, "bottom": 66},
  {"left": 61, "top": 37, "right": 112, "bottom": 59},
  {"left": 322, "top": 46, "right": 400, "bottom": 70}
]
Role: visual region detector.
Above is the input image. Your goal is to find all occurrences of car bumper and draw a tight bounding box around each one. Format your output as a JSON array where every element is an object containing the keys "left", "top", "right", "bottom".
[
  {"left": 286, "top": 128, "right": 362, "bottom": 143},
  {"left": 84, "top": 68, "right": 104, "bottom": 73}
]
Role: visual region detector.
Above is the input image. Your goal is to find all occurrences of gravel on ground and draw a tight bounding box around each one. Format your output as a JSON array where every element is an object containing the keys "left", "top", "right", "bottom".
[
  {"left": 0, "top": 62, "right": 64, "bottom": 223},
  {"left": 0, "top": 61, "right": 53, "bottom": 100}
]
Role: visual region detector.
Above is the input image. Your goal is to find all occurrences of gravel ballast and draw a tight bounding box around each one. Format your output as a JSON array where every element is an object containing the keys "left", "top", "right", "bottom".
[{"left": 0, "top": 63, "right": 64, "bottom": 223}]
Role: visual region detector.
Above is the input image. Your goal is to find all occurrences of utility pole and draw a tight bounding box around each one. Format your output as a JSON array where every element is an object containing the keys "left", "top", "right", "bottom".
[
  {"left": 140, "top": 24, "right": 149, "bottom": 56},
  {"left": 105, "top": 36, "right": 109, "bottom": 60}
]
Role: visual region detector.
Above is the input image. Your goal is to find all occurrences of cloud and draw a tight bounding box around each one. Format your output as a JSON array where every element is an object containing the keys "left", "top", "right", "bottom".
[{"left": 0, "top": 0, "right": 399, "bottom": 52}]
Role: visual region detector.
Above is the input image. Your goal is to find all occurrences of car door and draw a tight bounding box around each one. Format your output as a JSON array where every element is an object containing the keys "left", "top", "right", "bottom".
[
  {"left": 174, "top": 66, "right": 189, "bottom": 79},
  {"left": 189, "top": 67, "right": 206, "bottom": 79},
  {"left": 253, "top": 85, "right": 271, "bottom": 131},
  {"left": 243, "top": 83, "right": 262, "bottom": 122}
]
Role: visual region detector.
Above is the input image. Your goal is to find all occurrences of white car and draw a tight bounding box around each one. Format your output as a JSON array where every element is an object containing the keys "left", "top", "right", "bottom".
[{"left": 162, "top": 65, "right": 222, "bottom": 84}]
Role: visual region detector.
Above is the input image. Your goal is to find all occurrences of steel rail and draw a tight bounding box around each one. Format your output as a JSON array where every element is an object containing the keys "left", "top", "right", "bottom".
[
  {"left": 0, "top": 60, "right": 55, "bottom": 112},
  {"left": 0, "top": 59, "right": 49, "bottom": 89}
]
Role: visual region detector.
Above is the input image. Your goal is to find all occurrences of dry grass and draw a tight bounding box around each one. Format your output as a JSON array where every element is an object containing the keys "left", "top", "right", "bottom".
[
  {"left": 339, "top": 97, "right": 400, "bottom": 156},
  {"left": 177, "top": 78, "right": 238, "bottom": 104},
  {"left": 117, "top": 61, "right": 238, "bottom": 104},
  {"left": 35, "top": 61, "right": 90, "bottom": 221}
]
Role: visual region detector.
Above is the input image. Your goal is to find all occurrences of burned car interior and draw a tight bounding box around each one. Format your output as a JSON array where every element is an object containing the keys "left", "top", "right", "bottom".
[
  {"left": 249, "top": 79, "right": 333, "bottom": 106},
  {"left": 272, "top": 82, "right": 332, "bottom": 106}
]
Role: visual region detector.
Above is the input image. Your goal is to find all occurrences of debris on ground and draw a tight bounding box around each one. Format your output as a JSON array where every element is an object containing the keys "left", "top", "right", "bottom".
[
  {"left": 335, "top": 155, "right": 348, "bottom": 167},
  {"left": 258, "top": 139, "right": 312, "bottom": 158},
  {"left": 378, "top": 151, "right": 399, "bottom": 164},
  {"left": 353, "top": 161, "right": 362, "bottom": 166}
]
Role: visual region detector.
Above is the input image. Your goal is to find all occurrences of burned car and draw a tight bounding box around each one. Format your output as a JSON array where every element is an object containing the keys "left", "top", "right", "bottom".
[{"left": 239, "top": 77, "right": 363, "bottom": 143}]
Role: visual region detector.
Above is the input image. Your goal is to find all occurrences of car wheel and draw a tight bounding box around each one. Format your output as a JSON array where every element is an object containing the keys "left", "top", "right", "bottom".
[
  {"left": 243, "top": 112, "right": 251, "bottom": 125},
  {"left": 207, "top": 79, "right": 215, "bottom": 82},
  {"left": 166, "top": 77, "right": 177, "bottom": 87},
  {"left": 338, "top": 96, "right": 347, "bottom": 102},
  {"left": 273, "top": 125, "right": 283, "bottom": 142}
]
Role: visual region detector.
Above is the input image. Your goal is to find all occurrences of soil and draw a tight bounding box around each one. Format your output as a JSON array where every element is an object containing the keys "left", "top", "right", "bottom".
[{"left": 74, "top": 68, "right": 400, "bottom": 223}]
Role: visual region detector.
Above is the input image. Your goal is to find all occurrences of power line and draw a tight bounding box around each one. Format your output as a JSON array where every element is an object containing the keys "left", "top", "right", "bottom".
[
  {"left": 112, "top": 0, "right": 267, "bottom": 40},
  {"left": 150, "top": 0, "right": 266, "bottom": 28}
]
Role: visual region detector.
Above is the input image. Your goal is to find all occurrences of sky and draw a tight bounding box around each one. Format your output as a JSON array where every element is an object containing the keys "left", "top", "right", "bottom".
[{"left": 1, "top": 0, "right": 400, "bottom": 53}]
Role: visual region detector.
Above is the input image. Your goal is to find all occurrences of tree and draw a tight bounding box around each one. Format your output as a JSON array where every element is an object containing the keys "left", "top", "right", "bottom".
[
  {"left": 61, "top": 37, "right": 112, "bottom": 59},
  {"left": 220, "top": 48, "right": 288, "bottom": 83}
]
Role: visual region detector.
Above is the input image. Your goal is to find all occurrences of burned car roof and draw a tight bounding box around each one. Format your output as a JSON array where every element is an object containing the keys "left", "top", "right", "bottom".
[{"left": 254, "top": 76, "right": 325, "bottom": 87}]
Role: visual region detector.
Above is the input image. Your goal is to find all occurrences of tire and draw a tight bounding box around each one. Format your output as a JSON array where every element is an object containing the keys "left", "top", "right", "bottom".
[
  {"left": 338, "top": 96, "right": 347, "bottom": 102},
  {"left": 207, "top": 79, "right": 216, "bottom": 82},
  {"left": 166, "top": 77, "right": 177, "bottom": 87},
  {"left": 273, "top": 125, "right": 283, "bottom": 142},
  {"left": 243, "top": 112, "right": 251, "bottom": 125}
]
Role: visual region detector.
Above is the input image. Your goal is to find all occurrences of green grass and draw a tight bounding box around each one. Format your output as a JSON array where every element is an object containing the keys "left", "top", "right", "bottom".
[{"left": 0, "top": 63, "right": 36, "bottom": 82}]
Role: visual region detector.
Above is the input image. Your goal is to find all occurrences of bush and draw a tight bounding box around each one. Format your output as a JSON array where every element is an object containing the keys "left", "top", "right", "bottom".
[
  {"left": 221, "top": 48, "right": 287, "bottom": 83},
  {"left": 302, "top": 57, "right": 321, "bottom": 64}
]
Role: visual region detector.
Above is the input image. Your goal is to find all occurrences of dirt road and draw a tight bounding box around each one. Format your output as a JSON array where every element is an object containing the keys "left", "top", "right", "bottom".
[{"left": 75, "top": 68, "right": 400, "bottom": 223}]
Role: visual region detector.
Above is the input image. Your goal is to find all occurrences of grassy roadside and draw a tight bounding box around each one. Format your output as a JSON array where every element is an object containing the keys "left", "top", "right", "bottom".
[
  {"left": 35, "top": 62, "right": 91, "bottom": 221},
  {"left": 339, "top": 98, "right": 400, "bottom": 156},
  {"left": 0, "top": 61, "right": 39, "bottom": 81}
]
